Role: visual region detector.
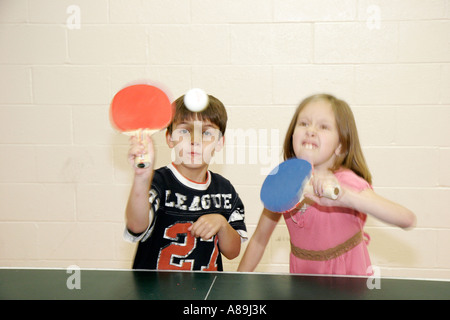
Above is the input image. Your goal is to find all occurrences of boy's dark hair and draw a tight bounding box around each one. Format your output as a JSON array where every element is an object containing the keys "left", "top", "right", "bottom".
[{"left": 167, "top": 94, "right": 228, "bottom": 135}]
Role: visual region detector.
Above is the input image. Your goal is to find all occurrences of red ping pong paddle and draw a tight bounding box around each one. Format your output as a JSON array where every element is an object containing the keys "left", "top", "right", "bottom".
[
  {"left": 260, "top": 158, "right": 341, "bottom": 213},
  {"left": 110, "top": 84, "right": 173, "bottom": 168}
]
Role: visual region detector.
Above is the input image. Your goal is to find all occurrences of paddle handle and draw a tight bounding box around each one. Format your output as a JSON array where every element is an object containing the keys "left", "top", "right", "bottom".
[
  {"left": 125, "top": 129, "right": 157, "bottom": 169},
  {"left": 304, "top": 181, "right": 341, "bottom": 200},
  {"left": 134, "top": 153, "right": 151, "bottom": 169}
]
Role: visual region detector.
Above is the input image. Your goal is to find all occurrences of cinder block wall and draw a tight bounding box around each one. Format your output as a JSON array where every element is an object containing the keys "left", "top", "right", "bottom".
[{"left": 0, "top": 0, "right": 449, "bottom": 279}]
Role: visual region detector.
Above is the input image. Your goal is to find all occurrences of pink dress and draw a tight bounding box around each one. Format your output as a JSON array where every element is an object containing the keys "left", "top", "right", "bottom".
[{"left": 283, "top": 168, "right": 372, "bottom": 276}]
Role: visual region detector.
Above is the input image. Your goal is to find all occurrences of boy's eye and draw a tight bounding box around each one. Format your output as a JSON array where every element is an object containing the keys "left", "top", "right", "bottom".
[
  {"left": 202, "top": 128, "right": 220, "bottom": 140},
  {"left": 171, "top": 128, "right": 190, "bottom": 141},
  {"left": 174, "top": 128, "right": 189, "bottom": 136}
]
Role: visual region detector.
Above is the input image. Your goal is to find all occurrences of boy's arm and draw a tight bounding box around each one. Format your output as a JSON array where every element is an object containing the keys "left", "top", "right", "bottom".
[
  {"left": 237, "top": 209, "right": 281, "bottom": 272},
  {"left": 189, "top": 214, "right": 241, "bottom": 259},
  {"left": 125, "top": 173, "right": 153, "bottom": 234},
  {"left": 125, "top": 134, "right": 155, "bottom": 234}
]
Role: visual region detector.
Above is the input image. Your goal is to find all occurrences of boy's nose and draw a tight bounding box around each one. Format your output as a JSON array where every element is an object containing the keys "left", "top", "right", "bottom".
[{"left": 190, "top": 131, "right": 202, "bottom": 144}]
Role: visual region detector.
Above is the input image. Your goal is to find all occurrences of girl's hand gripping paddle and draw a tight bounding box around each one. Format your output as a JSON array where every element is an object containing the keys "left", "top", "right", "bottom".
[
  {"left": 110, "top": 84, "right": 173, "bottom": 168},
  {"left": 260, "top": 158, "right": 341, "bottom": 213}
]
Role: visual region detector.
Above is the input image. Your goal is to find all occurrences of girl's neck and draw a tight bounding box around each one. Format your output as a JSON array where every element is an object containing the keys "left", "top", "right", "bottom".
[{"left": 313, "top": 165, "right": 332, "bottom": 174}]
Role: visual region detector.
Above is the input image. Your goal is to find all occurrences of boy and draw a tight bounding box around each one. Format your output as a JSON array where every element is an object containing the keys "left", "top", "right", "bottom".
[{"left": 124, "top": 94, "right": 247, "bottom": 271}]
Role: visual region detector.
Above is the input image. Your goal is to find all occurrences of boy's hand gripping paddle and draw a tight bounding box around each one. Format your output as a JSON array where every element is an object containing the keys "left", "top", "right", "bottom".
[
  {"left": 260, "top": 158, "right": 341, "bottom": 213},
  {"left": 110, "top": 84, "right": 173, "bottom": 168}
]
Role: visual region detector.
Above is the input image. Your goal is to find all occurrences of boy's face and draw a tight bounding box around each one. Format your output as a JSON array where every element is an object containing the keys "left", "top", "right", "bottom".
[{"left": 166, "top": 118, "right": 224, "bottom": 169}]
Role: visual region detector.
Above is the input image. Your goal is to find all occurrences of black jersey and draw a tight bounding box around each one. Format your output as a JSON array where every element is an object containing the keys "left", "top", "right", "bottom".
[{"left": 126, "top": 163, "right": 247, "bottom": 271}]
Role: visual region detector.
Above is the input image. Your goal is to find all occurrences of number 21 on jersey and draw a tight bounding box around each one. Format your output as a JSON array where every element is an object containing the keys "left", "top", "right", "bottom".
[{"left": 157, "top": 222, "right": 219, "bottom": 271}]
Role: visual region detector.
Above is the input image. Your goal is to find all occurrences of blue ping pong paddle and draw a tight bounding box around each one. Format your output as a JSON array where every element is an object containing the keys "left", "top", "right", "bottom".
[{"left": 260, "top": 158, "right": 341, "bottom": 213}]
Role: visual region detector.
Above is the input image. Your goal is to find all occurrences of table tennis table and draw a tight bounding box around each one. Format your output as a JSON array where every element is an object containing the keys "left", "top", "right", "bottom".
[{"left": 1, "top": 268, "right": 449, "bottom": 301}]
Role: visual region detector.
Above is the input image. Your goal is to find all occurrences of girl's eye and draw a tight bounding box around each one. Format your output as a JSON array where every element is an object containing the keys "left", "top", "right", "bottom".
[
  {"left": 320, "top": 124, "right": 329, "bottom": 130},
  {"left": 298, "top": 121, "right": 308, "bottom": 127}
]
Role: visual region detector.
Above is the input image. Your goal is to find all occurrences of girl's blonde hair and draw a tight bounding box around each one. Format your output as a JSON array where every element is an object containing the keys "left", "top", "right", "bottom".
[{"left": 283, "top": 94, "right": 372, "bottom": 185}]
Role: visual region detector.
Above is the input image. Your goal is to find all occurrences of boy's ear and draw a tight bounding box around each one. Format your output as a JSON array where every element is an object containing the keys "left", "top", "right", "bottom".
[
  {"left": 215, "top": 134, "right": 225, "bottom": 152},
  {"left": 166, "top": 130, "right": 174, "bottom": 148}
]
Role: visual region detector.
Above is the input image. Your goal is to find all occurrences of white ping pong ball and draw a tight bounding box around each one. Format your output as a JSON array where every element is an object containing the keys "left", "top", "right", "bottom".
[{"left": 184, "top": 88, "right": 209, "bottom": 112}]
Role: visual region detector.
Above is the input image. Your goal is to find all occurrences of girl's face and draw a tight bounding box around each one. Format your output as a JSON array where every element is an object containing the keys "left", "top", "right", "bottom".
[{"left": 292, "top": 99, "right": 342, "bottom": 172}]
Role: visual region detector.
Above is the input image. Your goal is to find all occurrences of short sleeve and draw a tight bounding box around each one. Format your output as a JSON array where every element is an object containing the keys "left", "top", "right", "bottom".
[
  {"left": 334, "top": 168, "right": 372, "bottom": 193},
  {"left": 123, "top": 174, "right": 164, "bottom": 243},
  {"left": 228, "top": 195, "right": 248, "bottom": 242}
]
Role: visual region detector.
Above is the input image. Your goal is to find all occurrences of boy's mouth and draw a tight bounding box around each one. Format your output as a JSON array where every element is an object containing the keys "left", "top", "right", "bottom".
[{"left": 188, "top": 149, "right": 202, "bottom": 157}]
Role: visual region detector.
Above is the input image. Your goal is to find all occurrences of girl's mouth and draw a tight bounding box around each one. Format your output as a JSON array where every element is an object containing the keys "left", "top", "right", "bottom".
[{"left": 302, "top": 142, "right": 318, "bottom": 150}]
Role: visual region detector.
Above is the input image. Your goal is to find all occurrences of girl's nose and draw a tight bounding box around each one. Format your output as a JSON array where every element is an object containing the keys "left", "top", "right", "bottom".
[{"left": 306, "top": 125, "right": 317, "bottom": 136}]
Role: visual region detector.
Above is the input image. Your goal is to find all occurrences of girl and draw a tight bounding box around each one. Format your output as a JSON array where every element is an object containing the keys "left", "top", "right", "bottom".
[{"left": 238, "top": 94, "right": 416, "bottom": 275}]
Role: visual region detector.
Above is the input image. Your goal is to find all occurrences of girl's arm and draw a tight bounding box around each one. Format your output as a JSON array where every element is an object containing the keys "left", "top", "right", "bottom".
[
  {"left": 306, "top": 185, "right": 416, "bottom": 229},
  {"left": 237, "top": 209, "right": 281, "bottom": 272},
  {"left": 343, "top": 188, "right": 416, "bottom": 229}
]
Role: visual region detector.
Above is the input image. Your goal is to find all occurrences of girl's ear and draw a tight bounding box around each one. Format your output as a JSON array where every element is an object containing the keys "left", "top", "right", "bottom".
[
  {"left": 334, "top": 142, "right": 343, "bottom": 156},
  {"left": 166, "top": 130, "right": 174, "bottom": 148}
]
